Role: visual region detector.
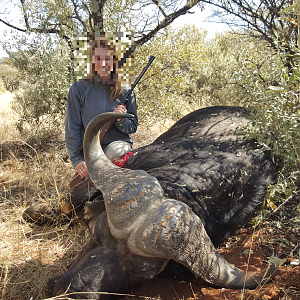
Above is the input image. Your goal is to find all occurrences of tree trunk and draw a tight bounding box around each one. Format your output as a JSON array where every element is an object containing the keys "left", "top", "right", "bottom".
[{"left": 89, "top": 0, "right": 108, "bottom": 32}]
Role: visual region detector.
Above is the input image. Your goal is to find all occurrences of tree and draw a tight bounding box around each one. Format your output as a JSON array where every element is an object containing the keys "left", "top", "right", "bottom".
[
  {"left": 203, "top": 1, "right": 300, "bottom": 199},
  {"left": 201, "top": 0, "right": 300, "bottom": 66},
  {"left": 0, "top": 0, "right": 204, "bottom": 49}
]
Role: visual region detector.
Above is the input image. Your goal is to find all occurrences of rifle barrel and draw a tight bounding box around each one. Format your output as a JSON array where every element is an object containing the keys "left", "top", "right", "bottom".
[{"left": 122, "top": 55, "right": 155, "bottom": 105}]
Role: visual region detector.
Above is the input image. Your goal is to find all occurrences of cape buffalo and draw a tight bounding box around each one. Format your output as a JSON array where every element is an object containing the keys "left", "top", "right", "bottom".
[{"left": 48, "top": 106, "right": 276, "bottom": 298}]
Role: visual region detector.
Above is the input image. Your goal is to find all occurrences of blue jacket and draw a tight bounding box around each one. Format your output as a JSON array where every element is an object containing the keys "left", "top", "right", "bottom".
[{"left": 65, "top": 79, "right": 138, "bottom": 168}]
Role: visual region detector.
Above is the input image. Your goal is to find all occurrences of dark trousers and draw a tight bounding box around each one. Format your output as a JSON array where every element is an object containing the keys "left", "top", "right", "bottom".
[{"left": 60, "top": 173, "right": 102, "bottom": 217}]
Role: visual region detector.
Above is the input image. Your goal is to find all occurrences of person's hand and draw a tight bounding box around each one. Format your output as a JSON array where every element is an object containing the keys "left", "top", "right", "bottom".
[
  {"left": 113, "top": 104, "right": 127, "bottom": 122},
  {"left": 75, "top": 161, "right": 89, "bottom": 178}
]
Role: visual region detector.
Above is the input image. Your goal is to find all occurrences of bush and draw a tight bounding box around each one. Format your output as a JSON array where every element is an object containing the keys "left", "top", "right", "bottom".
[
  {"left": 134, "top": 27, "right": 275, "bottom": 126},
  {"left": 134, "top": 25, "right": 208, "bottom": 124},
  {"left": 232, "top": 34, "right": 300, "bottom": 202},
  {"left": 136, "top": 26, "right": 299, "bottom": 203},
  {"left": 7, "top": 34, "right": 73, "bottom": 134},
  {"left": 0, "top": 64, "right": 20, "bottom": 92}
]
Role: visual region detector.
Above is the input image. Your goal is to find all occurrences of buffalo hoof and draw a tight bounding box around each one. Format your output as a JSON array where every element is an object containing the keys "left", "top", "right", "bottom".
[{"left": 23, "top": 203, "right": 61, "bottom": 225}]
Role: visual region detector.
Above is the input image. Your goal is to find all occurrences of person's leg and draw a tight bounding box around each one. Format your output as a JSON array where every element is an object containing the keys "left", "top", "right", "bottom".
[
  {"left": 60, "top": 174, "right": 98, "bottom": 217},
  {"left": 59, "top": 141, "right": 133, "bottom": 218},
  {"left": 23, "top": 141, "right": 132, "bottom": 224},
  {"left": 103, "top": 141, "right": 132, "bottom": 160},
  {"left": 23, "top": 173, "right": 102, "bottom": 224}
]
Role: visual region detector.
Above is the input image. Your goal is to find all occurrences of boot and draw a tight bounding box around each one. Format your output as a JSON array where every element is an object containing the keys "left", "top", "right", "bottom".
[{"left": 23, "top": 202, "right": 61, "bottom": 225}]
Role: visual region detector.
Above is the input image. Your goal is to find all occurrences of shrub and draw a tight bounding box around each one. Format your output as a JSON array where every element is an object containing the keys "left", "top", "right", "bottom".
[
  {"left": 134, "top": 25, "right": 208, "bottom": 124},
  {"left": 7, "top": 34, "right": 73, "bottom": 134},
  {"left": 232, "top": 34, "right": 300, "bottom": 202},
  {"left": 134, "top": 27, "right": 274, "bottom": 126},
  {"left": 0, "top": 64, "right": 20, "bottom": 92}
]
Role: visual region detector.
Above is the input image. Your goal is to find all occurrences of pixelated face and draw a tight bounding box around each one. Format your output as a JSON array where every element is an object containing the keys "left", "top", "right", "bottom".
[{"left": 92, "top": 46, "right": 114, "bottom": 81}]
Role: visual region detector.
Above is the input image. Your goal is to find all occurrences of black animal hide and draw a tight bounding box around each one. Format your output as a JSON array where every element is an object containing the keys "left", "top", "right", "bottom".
[{"left": 126, "top": 106, "right": 275, "bottom": 247}]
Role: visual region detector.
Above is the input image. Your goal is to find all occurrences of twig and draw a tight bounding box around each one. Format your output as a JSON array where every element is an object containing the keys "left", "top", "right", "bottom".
[
  {"left": 45, "top": 290, "right": 135, "bottom": 299},
  {"left": 266, "top": 194, "right": 295, "bottom": 219}
]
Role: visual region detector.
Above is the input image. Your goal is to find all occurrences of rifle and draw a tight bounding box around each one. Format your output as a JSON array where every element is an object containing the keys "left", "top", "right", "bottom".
[{"left": 99, "top": 55, "right": 155, "bottom": 143}]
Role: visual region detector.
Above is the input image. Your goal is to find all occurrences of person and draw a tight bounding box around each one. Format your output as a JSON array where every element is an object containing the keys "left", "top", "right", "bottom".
[
  {"left": 65, "top": 35, "right": 138, "bottom": 180},
  {"left": 22, "top": 34, "right": 138, "bottom": 223}
]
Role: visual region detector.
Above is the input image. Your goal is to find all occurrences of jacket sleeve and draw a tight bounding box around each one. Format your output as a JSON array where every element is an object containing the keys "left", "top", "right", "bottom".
[
  {"left": 115, "top": 90, "right": 138, "bottom": 134},
  {"left": 65, "top": 83, "right": 85, "bottom": 168}
]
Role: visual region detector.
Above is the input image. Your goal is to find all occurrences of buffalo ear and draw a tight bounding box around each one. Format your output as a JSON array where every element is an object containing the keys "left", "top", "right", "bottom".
[{"left": 48, "top": 275, "right": 62, "bottom": 297}]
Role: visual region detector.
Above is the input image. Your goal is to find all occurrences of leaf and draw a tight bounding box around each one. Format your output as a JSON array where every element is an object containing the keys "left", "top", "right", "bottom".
[
  {"left": 267, "top": 199, "right": 277, "bottom": 210},
  {"left": 279, "top": 5, "right": 296, "bottom": 14},
  {"left": 287, "top": 73, "right": 295, "bottom": 85},
  {"left": 290, "top": 259, "right": 300, "bottom": 266},
  {"left": 279, "top": 17, "right": 298, "bottom": 25},
  {"left": 267, "top": 257, "right": 286, "bottom": 265},
  {"left": 266, "top": 86, "right": 286, "bottom": 93},
  {"left": 293, "top": 71, "right": 300, "bottom": 80},
  {"left": 243, "top": 249, "right": 253, "bottom": 255}
]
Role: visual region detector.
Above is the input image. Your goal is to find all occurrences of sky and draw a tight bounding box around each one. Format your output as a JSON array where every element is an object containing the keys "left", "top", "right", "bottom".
[
  {"left": 171, "top": 5, "right": 231, "bottom": 38},
  {"left": 0, "top": 4, "right": 230, "bottom": 58}
]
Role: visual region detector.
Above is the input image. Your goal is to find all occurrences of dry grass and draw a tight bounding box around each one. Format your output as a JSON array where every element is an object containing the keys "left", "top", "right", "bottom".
[
  {"left": 0, "top": 92, "right": 164, "bottom": 300},
  {"left": 0, "top": 93, "right": 90, "bottom": 299},
  {"left": 0, "top": 92, "right": 21, "bottom": 142},
  {"left": 0, "top": 208, "right": 89, "bottom": 299}
]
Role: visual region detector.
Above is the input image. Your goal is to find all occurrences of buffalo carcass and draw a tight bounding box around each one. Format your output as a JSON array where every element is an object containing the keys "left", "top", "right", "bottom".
[{"left": 48, "top": 106, "right": 276, "bottom": 299}]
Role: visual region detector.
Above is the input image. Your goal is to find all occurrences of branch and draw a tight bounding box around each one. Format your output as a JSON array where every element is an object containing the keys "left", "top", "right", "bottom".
[
  {"left": 0, "top": 17, "right": 74, "bottom": 55},
  {"left": 82, "top": 1, "right": 93, "bottom": 30},
  {"left": 151, "top": 0, "right": 167, "bottom": 17},
  {"left": 71, "top": 0, "right": 88, "bottom": 32},
  {"left": 201, "top": 0, "right": 290, "bottom": 49},
  {"left": 265, "top": 193, "right": 295, "bottom": 220},
  {"left": 89, "top": 0, "right": 108, "bottom": 32},
  {"left": 20, "top": 0, "right": 30, "bottom": 29},
  {"left": 0, "top": 17, "right": 26, "bottom": 32},
  {"left": 136, "top": 0, "right": 202, "bottom": 46},
  {"left": 202, "top": 0, "right": 261, "bottom": 30}
]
